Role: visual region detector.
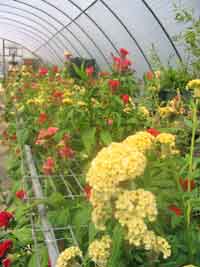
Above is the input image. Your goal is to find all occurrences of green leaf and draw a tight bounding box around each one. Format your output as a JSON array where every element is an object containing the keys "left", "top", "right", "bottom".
[
  {"left": 13, "top": 227, "right": 32, "bottom": 245},
  {"left": 81, "top": 127, "right": 96, "bottom": 153},
  {"left": 184, "top": 118, "right": 193, "bottom": 128},
  {"left": 108, "top": 224, "right": 124, "bottom": 267},
  {"left": 100, "top": 130, "right": 112, "bottom": 146}
]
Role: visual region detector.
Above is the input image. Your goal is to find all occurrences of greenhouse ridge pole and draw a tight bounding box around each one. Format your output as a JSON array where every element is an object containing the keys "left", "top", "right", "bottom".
[
  {"left": 24, "top": 145, "right": 59, "bottom": 267},
  {"left": 141, "top": 0, "right": 182, "bottom": 62}
]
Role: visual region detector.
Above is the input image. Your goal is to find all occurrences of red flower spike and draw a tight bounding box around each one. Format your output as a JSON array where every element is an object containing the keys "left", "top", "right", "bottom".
[
  {"left": 147, "top": 128, "right": 160, "bottom": 137},
  {"left": 108, "top": 80, "right": 120, "bottom": 92},
  {"left": 48, "top": 258, "right": 51, "bottom": 267},
  {"left": 16, "top": 190, "right": 27, "bottom": 200},
  {"left": 0, "top": 211, "right": 13, "bottom": 228},
  {"left": 39, "top": 67, "right": 48, "bottom": 76},
  {"left": 84, "top": 185, "right": 92, "bottom": 200},
  {"left": 52, "top": 65, "right": 59, "bottom": 73},
  {"left": 179, "top": 178, "right": 195, "bottom": 192},
  {"left": 107, "top": 119, "right": 113, "bottom": 126},
  {"left": 0, "top": 240, "right": 12, "bottom": 258},
  {"left": 42, "top": 157, "right": 55, "bottom": 175},
  {"left": 146, "top": 71, "right": 154, "bottom": 81},
  {"left": 38, "top": 112, "right": 48, "bottom": 124},
  {"left": 168, "top": 205, "right": 182, "bottom": 216},
  {"left": 121, "top": 94, "right": 130, "bottom": 104},
  {"left": 2, "top": 258, "right": 11, "bottom": 267},
  {"left": 120, "top": 48, "right": 129, "bottom": 57},
  {"left": 59, "top": 146, "right": 75, "bottom": 159},
  {"left": 86, "top": 66, "right": 94, "bottom": 77}
]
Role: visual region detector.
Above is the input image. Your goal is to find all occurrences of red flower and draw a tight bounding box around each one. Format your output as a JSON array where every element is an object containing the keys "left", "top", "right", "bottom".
[
  {"left": 48, "top": 258, "right": 51, "bottom": 267},
  {"left": 107, "top": 119, "right": 113, "bottom": 126},
  {"left": 168, "top": 205, "right": 182, "bottom": 216},
  {"left": 52, "top": 90, "right": 63, "bottom": 101},
  {"left": 39, "top": 67, "right": 48, "bottom": 76},
  {"left": 0, "top": 240, "right": 12, "bottom": 258},
  {"left": 47, "top": 127, "right": 59, "bottom": 136},
  {"left": 11, "top": 134, "right": 17, "bottom": 141},
  {"left": 38, "top": 112, "right": 48, "bottom": 124},
  {"left": 120, "top": 48, "right": 129, "bottom": 58},
  {"left": 16, "top": 190, "right": 27, "bottom": 200},
  {"left": 59, "top": 146, "right": 74, "bottom": 159},
  {"left": 121, "top": 94, "right": 130, "bottom": 104},
  {"left": 0, "top": 211, "right": 13, "bottom": 228},
  {"left": 84, "top": 185, "right": 92, "bottom": 200},
  {"left": 86, "top": 66, "right": 94, "bottom": 77},
  {"left": 146, "top": 71, "right": 154, "bottom": 81},
  {"left": 42, "top": 157, "right": 55, "bottom": 175},
  {"left": 147, "top": 128, "right": 160, "bottom": 137},
  {"left": 37, "top": 127, "right": 59, "bottom": 140},
  {"left": 121, "top": 59, "right": 132, "bottom": 70},
  {"left": 2, "top": 258, "right": 11, "bottom": 267},
  {"left": 108, "top": 80, "right": 120, "bottom": 92},
  {"left": 52, "top": 65, "right": 59, "bottom": 73},
  {"left": 179, "top": 178, "right": 195, "bottom": 192}
]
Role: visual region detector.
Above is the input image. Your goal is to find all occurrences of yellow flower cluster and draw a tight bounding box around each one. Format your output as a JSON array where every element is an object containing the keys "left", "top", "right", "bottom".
[
  {"left": 187, "top": 79, "right": 200, "bottom": 90},
  {"left": 88, "top": 235, "right": 112, "bottom": 267},
  {"left": 138, "top": 106, "right": 150, "bottom": 117},
  {"left": 26, "top": 97, "right": 45, "bottom": 105},
  {"left": 56, "top": 246, "right": 82, "bottom": 267},
  {"left": 183, "top": 265, "right": 197, "bottom": 267},
  {"left": 114, "top": 190, "right": 171, "bottom": 259},
  {"left": 115, "top": 189, "right": 158, "bottom": 222},
  {"left": 123, "top": 131, "right": 155, "bottom": 153},
  {"left": 156, "top": 133, "right": 178, "bottom": 158},
  {"left": 156, "top": 133, "right": 175, "bottom": 145},
  {"left": 158, "top": 106, "right": 175, "bottom": 118},
  {"left": 187, "top": 79, "right": 200, "bottom": 98},
  {"left": 87, "top": 142, "right": 146, "bottom": 194}
]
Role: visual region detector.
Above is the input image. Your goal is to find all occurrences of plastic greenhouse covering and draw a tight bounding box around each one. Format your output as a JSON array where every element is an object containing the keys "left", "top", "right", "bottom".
[{"left": 0, "top": 0, "right": 199, "bottom": 74}]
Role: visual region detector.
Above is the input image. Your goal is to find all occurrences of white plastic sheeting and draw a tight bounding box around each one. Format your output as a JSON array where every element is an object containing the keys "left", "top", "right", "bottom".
[{"left": 0, "top": 0, "right": 199, "bottom": 73}]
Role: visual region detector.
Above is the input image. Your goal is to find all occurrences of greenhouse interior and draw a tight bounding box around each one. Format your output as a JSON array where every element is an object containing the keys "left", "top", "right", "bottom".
[{"left": 0, "top": 0, "right": 200, "bottom": 267}]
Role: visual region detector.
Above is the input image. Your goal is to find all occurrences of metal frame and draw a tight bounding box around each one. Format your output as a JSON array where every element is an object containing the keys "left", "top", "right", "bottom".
[
  {"left": 0, "top": 22, "right": 60, "bottom": 64},
  {"left": 0, "top": 3, "right": 81, "bottom": 58},
  {"left": 0, "top": 16, "right": 63, "bottom": 63},
  {"left": 0, "top": 0, "right": 183, "bottom": 71},
  {"left": 141, "top": 0, "right": 183, "bottom": 62}
]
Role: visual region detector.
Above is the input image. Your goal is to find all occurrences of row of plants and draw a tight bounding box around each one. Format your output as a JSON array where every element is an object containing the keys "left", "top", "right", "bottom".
[{"left": 1, "top": 7, "right": 200, "bottom": 267}]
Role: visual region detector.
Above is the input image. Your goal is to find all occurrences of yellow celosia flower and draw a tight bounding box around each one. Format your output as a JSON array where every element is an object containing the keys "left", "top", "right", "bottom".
[
  {"left": 115, "top": 190, "right": 170, "bottom": 259},
  {"left": 138, "top": 106, "right": 150, "bottom": 117},
  {"left": 88, "top": 235, "right": 112, "bottom": 267},
  {"left": 156, "top": 133, "right": 175, "bottom": 145},
  {"left": 123, "top": 131, "right": 155, "bottom": 153},
  {"left": 86, "top": 142, "right": 146, "bottom": 194},
  {"left": 115, "top": 189, "right": 158, "bottom": 222},
  {"left": 187, "top": 79, "right": 200, "bottom": 98},
  {"left": 183, "top": 265, "right": 198, "bottom": 267},
  {"left": 76, "top": 101, "right": 87, "bottom": 107},
  {"left": 56, "top": 246, "right": 82, "bottom": 267},
  {"left": 123, "top": 106, "right": 132, "bottom": 113},
  {"left": 62, "top": 98, "right": 73, "bottom": 104},
  {"left": 156, "top": 133, "right": 178, "bottom": 158},
  {"left": 155, "top": 70, "right": 161, "bottom": 79},
  {"left": 158, "top": 106, "right": 175, "bottom": 117}
]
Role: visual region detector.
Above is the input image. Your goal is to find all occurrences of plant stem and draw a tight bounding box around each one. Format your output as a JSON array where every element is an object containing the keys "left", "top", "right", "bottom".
[{"left": 188, "top": 98, "right": 198, "bottom": 192}]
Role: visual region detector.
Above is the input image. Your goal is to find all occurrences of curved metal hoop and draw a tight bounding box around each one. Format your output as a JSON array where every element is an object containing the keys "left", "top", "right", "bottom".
[
  {"left": 0, "top": 17, "right": 63, "bottom": 63},
  {"left": 0, "top": 22, "right": 59, "bottom": 63},
  {"left": 141, "top": 0, "right": 182, "bottom": 62}
]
